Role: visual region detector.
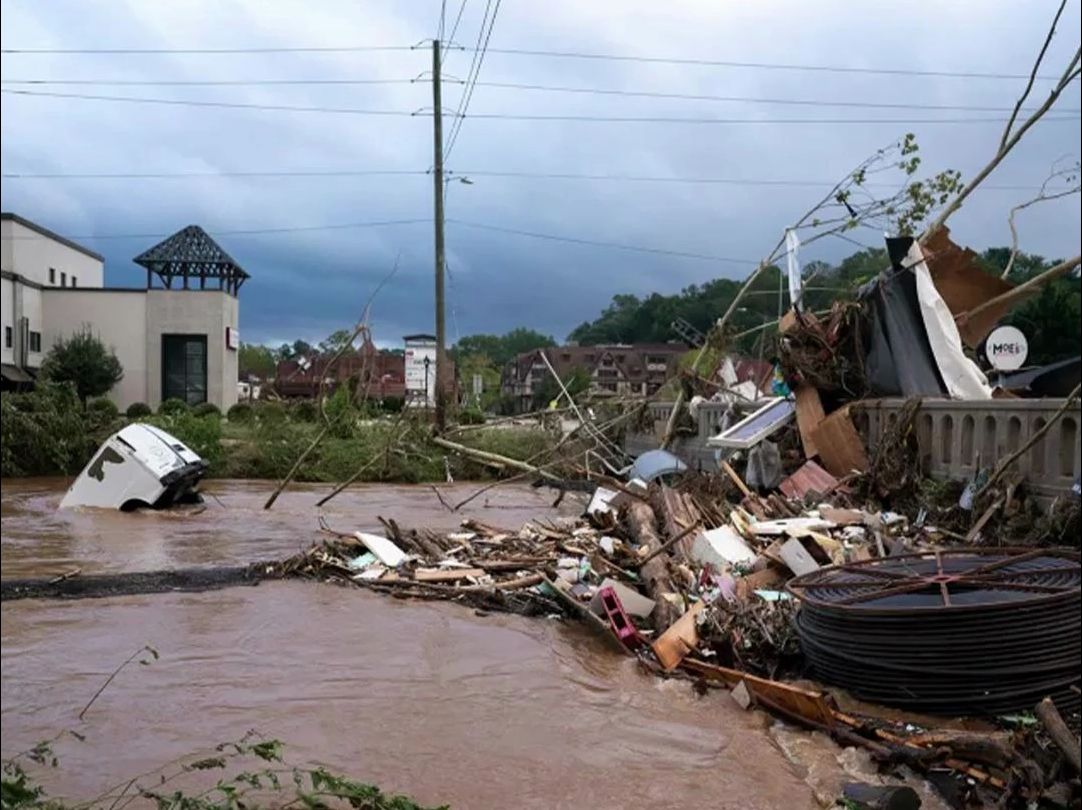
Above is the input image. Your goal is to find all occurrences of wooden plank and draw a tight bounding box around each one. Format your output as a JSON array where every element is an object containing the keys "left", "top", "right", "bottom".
[
  {"left": 793, "top": 385, "right": 826, "bottom": 457},
  {"left": 413, "top": 567, "right": 485, "bottom": 582},
  {"left": 681, "top": 658, "right": 835, "bottom": 729},
  {"left": 720, "top": 460, "right": 752, "bottom": 498},
  {"left": 808, "top": 405, "right": 868, "bottom": 478},
  {"left": 651, "top": 601, "right": 705, "bottom": 670}
]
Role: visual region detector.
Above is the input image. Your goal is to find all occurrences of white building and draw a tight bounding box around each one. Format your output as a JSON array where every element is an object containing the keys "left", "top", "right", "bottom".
[{"left": 1, "top": 213, "right": 245, "bottom": 411}]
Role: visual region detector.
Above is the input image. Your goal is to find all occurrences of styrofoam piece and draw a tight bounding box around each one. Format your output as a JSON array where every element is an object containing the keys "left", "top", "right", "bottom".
[{"left": 353, "top": 531, "right": 408, "bottom": 567}]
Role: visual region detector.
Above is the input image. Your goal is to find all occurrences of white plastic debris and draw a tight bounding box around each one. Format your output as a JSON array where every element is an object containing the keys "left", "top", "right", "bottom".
[
  {"left": 586, "top": 486, "right": 620, "bottom": 518},
  {"left": 691, "top": 526, "right": 757, "bottom": 568},
  {"left": 353, "top": 532, "right": 408, "bottom": 567}
]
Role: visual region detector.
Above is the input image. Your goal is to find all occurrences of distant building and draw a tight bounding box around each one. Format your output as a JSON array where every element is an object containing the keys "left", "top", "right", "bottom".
[
  {"left": 403, "top": 333, "right": 437, "bottom": 407},
  {"left": 1, "top": 213, "right": 244, "bottom": 410},
  {"left": 501, "top": 343, "right": 686, "bottom": 412},
  {"left": 273, "top": 335, "right": 454, "bottom": 403}
]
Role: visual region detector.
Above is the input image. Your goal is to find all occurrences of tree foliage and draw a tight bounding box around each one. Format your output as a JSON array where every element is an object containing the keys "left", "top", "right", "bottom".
[
  {"left": 238, "top": 343, "right": 276, "bottom": 380},
  {"left": 39, "top": 327, "right": 123, "bottom": 404},
  {"left": 453, "top": 328, "right": 556, "bottom": 368}
]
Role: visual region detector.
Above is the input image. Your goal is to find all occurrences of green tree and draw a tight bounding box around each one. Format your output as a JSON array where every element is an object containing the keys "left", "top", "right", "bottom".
[
  {"left": 239, "top": 343, "right": 276, "bottom": 380},
  {"left": 979, "top": 248, "right": 1080, "bottom": 365},
  {"left": 453, "top": 328, "right": 555, "bottom": 367},
  {"left": 291, "top": 339, "right": 313, "bottom": 357},
  {"left": 39, "top": 327, "right": 123, "bottom": 404},
  {"left": 319, "top": 329, "right": 353, "bottom": 354}
]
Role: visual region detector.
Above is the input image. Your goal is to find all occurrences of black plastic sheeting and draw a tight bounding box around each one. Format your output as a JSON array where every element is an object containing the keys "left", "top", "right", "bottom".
[
  {"left": 861, "top": 237, "right": 948, "bottom": 398},
  {"left": 788, "top": 549, "right": 1082, "bottom": 717}
]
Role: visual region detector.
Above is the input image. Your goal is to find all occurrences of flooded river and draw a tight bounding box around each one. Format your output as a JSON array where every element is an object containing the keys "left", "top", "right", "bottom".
[{"left": 2, "top": 479, "right": 843, "bottom": 809}]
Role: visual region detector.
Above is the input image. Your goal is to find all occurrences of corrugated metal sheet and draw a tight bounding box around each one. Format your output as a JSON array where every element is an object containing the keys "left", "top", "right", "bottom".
[{"left": 779, "top": 460, "right": 839, "bottom": 500}]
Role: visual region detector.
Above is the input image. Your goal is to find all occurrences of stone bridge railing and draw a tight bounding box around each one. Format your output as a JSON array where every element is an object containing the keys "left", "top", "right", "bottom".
[{"left": 627, "top": 398, "right": 1081, "bottom": 498}]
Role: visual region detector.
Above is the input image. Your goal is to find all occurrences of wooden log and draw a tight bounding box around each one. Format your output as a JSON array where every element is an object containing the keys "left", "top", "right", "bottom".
[
  {"left": 624, "top": 500, "right": 682, "bottom": 630},
  {"left": 413, "top": 568, "right": 485, "bottom": 582},
  {"left": 1035, "top": 697, "right": 1082, "bottom": 774},
  {"left": 431, "top": 436, "right": 562, "bottom": 481}
]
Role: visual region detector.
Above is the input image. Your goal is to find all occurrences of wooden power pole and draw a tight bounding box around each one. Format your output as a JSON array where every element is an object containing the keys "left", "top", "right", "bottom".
[{"left": 431, "top": 39, "right": 448, "bottom": 431}]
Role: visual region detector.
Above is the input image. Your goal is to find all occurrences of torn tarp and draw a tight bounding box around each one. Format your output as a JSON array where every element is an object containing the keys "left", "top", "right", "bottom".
[{"left": 862, "top": 237, "right": 991, "bottom": 399}]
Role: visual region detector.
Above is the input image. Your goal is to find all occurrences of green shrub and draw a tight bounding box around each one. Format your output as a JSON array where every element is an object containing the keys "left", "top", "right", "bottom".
[
  {"left": 143, "top": 411, "right": 222, "bottom": 463},
  {"left": 290, "top": 399, "right": 319, "bottom": 422},
  {"left": 158, "top": 397, "right": 190, "bottom": 415},
  {"left": 39, "top": 326, "right": 123, "bottom": 403},
  {"left": 227, "top": 402, "right": 254, "bottom": 423},
  {"left": 0, "top": 383, "right": 97, "bottom": 476},
  {"left": 380, "top": 396, "right": 405, "bottom": 414},
  {"left": 459, "top": 406, "right": 486, "bottom": 425},
  {"left": 126, "top": 401, "right": 152, "bottom": 418},
  {"left": 192, "top": 402, "right": 221, "bottom": 418},
  {"left": 257, "top": 400, "right": 287, "bottom": 424},
  {"left": 87, "top": 397, "right": 119, "bottom": 417}
]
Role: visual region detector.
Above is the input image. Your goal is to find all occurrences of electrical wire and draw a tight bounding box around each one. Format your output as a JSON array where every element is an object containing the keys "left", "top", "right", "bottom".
[
  {"left": 1, "top": 78, "right": 421, "bottom": 86},
  {"left": 0, "top": 167, "right": 1052, "bottom": 192},
  {"left": 0, "top": 217, "right": 431, "bottom": 241},
  {"left": 477, "top": 47, "right": 1079, "bottom": 81},
  {"left": 4, "top": 42, "right": 1069, "bottom": 82},
  {"left": 447, "top": 218, "right": 758, "bottom": 264},
  {"left": 8, "top": 89, "right": 1075, "bottom": 125},
  {"left": 0, "top": 88, "right": 421, "bottom": 116},
  {"left": 469, "top": 80, "right": 1082, "bottom": 114},
  {"left": 443, "top": 0, "right": 497, "bottom": 159}
]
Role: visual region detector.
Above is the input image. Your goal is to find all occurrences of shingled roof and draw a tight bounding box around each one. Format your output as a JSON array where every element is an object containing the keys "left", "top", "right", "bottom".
[{"left": 134, "top": 225, "right": 249, "bottom": 294}]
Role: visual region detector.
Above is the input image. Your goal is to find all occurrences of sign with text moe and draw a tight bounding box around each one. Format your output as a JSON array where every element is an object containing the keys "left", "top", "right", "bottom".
[{"left": 985, "top": 325, "right": 1027, "bottom": 371}]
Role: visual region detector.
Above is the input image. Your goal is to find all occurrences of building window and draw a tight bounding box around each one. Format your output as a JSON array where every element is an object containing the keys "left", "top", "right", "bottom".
[
  {"left": 4, "top": 326, "right": 11, "bottom": 348},
  {"left": 162, "top": 334, "right": 208, "bottom": 404},
  {"left": 61, "top": 272, "right": 67, "bottom": 287},
  {"left": 29, "top": 331, "right": 42, "bottom": 352},
  {"left": 71, "top": 276, "right": 77, "bottom": 287},
  {"left": 49, "top": 268, "right": 56, "bottom": 284}
]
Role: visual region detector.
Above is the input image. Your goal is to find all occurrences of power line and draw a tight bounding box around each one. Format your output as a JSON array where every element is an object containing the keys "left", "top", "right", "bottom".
[
  {"left": 446, "top": 0, "right": 470, "bottom": 50},
  {"left": 2, "top": 169, "right": 429, "bottom": 179},
  {"left": 4, "top": 42, "right": 1071, "bottom": 82},
  {"left": 0, "top": 167, "right": 1054, "bottom": 192},
  {"left": 470, "top": 80, "right": 1082, "bottom": 114},
  {"left": 8, "top": 89, "right": 1075, "bottom": 125},
  {"left": 448, "top": 218, "right": 758, "bottom": 264},
  {"left": 1, "top": 88, "right": 421, "bottom": 116},
  {"left": 5, "top": 77, "right": 1077, "bottom": 115},
  {"left": 0, "top": 217, "right": 431, "bottom": 241},
  {"left": 1, "top": 45, "right": 416, "bottom": 55},
  {"left": 478, "top": 47, "right": 1079, "bottom": 81},
  {"left": 1, "top": 78, "right": 421, "bottom": 86},
  {"left": 443, "top": 0, "right": 497, "bottom": 160}
]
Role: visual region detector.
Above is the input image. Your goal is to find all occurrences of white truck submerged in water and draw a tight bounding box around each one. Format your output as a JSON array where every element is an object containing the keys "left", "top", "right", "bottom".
[{"left": 59, "top": 424, "right": 207, "bottom": 510}]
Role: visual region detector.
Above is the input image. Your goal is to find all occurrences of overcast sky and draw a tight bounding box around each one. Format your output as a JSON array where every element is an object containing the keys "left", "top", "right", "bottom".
[{"left": 2, "top": 0, "right": 1080, "bottom": 348}]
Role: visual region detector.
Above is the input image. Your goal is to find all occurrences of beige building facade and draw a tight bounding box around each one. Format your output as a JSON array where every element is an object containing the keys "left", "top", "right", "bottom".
[{"left": 2, "top": 213, "right": 244, "bottom": 410}]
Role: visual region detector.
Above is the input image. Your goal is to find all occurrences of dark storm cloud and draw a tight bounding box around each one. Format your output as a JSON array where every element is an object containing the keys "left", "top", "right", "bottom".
[{"left": 2, "top": 0, "right": 1079, "bottom": 345}]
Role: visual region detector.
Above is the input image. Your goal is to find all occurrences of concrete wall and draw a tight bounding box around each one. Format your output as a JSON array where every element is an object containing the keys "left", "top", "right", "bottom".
[
  {"left": 42, "top": 290, "right": 149, "bottom": 407},
  {"left": 1, "top": 274, "right": 45, "bottom": 370},
  {"left": 146, "top": 290, "right": 238, "bottom": 410},
  {"left": 1, "top": 217, "right": 104, "bottom": 288}
]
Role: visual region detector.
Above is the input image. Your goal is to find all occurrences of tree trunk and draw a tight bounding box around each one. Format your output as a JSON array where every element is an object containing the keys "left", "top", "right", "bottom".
[{"left": 624, "top": 500, "right": 682, "bottom": 630}]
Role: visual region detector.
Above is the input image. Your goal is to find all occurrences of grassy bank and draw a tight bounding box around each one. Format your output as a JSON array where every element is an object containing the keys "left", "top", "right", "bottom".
[{"left": 0, "top": 384, "right": 559, "bottom": 483}]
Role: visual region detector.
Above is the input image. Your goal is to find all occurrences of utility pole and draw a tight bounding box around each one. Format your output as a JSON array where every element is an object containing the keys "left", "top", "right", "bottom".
[{"left": 431, "top": 39, "right": 448, "bottom": 431}]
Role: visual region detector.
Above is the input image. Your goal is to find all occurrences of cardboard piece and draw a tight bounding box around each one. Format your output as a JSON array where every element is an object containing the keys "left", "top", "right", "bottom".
[
  {"left": 652, "top": 601, "right": 706, "bottom": 671},
  {"left": 924, "top": 227, "right": 1029, "bottom": 348},
  {"left": 793, "top": 385, "right": 826, "bottom": 457},
  {"left": 779, "top": 537, "right": 820, "bottom": 576},
  {"left": 808, "top": 406, "right": 868, "bottom": 478},
  {"left": 691, "top": 526, "right": 758, "bottom": 568},
  {"left": 354, "top": 532, "right": 408, "bottom": 567},
  {"left": 820, "top": 507, "right": 864, "bottom": 526},
  {"left": 589, "top": 578, "right": 656, "bottom": 618}
]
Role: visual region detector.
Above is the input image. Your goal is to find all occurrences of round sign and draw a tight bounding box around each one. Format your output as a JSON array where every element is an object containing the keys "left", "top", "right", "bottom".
[{"left": 985, "top": 325, "right": 1028, "bottom": 371}]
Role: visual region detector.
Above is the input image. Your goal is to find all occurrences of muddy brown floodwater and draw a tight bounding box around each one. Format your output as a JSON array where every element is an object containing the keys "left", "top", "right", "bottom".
[{"left": 2, "top": 478, "right": 847, "bottom": 809}]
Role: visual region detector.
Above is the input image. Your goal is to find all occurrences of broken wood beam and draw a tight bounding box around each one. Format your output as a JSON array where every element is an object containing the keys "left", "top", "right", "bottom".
[
  {"left": 431, "top": 436, "right": 562, "bottom": 482},
  {"left": 1035, "top": 696, "right": 1082, "bottom": 774},
  {"left": 623, "top": 500, "right": 683, "bottom": 630}
]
